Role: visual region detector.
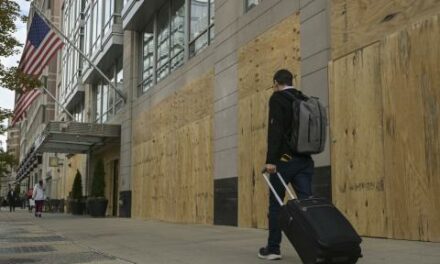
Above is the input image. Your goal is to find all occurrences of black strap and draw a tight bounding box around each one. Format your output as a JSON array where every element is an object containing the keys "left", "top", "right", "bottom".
[
  {"left": 282, "top": 89, "right": 307, "bottom": 101},
  {"left": 280, "top": 90, "right": 298, "bottom": 155}
]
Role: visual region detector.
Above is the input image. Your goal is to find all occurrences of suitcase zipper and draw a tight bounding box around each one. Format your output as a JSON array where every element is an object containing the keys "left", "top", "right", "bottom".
[{"left": 299, "top": 204, "right": 333, "bottom": 211}]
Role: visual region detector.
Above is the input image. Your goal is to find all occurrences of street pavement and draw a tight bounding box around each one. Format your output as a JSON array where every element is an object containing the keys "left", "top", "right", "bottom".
[{"left": 0, "top": 209, "right": 439, "bottom": 264}]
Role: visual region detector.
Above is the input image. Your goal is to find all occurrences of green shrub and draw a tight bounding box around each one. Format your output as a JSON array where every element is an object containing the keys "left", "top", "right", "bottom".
[
  {"left": 91, "top": 159, "right": 105, "bottom": 198},
  {"left": 71, "top": 170, "right": 83, "bottom": 200}
]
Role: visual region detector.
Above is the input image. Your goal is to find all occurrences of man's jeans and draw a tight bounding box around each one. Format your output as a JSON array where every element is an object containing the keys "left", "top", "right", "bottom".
[{"left": 267, "top": 156, "right": 314, "bottom": 251}]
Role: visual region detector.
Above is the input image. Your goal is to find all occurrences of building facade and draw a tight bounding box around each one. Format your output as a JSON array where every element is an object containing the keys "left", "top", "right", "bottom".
[
  {"left": 14, "top": 0, "right": 61, "bottom": 197},
  {"left": 3, "top": 119, "right": 21, "bottom": 196},
  {"left": 13, "top": 0, "right": 440, "bottom": 242},
  {"left": 122, "top": 0, "right": 332, "bottom": 226},
  {"left": 22, "top": 0, "right": 332, "bottom": 221}
]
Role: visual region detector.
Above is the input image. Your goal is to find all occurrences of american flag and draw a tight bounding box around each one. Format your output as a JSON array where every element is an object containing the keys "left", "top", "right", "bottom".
[{"left": 12, "top": 12, "right": 64, "bottom": 125}]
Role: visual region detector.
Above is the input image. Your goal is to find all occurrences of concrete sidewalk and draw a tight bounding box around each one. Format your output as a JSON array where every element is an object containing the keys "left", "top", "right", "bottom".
[{"left": 1, "top": 210, "right": 439, "bottom": 264}]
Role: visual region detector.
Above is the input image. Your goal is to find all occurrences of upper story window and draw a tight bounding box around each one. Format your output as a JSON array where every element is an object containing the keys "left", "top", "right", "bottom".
[
  {"left": 190, "top": 0, "right": 215, "bottom": 57},
  {"left": 95, "top": 61, "right": 124, "bottom": 123},
  {"left": 156, "top": 2, "right": 171, "bottom": 82},
  {"left": 62, "top": 0, "right": 83, "bottom": 37},
  {"left": 171, "top": 0, "right": 185, "bottom": 70},
  {"left": 60, "top": 0, "right": 85, "bottom": 105},
  {"left": 83, "top": 0, "right": 122, "bottom": 58},
  {"left": 71, "top": 101, "right": 85, "bottom": 122},
  {"left": 91, "top": 0, "right": 102, "bottom": 53},
  {"left": 115, "top": 63, "right": 124, "bottom": 112},
  {"left": 103, "top": 0, "right": 114, "bottom": 35},
  {"left": 139, "top": 0, "right": 215, "bottom": 95},
  {"left": 155, "top": 0, "right": 186, "bottom": 82},
  {"left": 141, "top": 21, "right": 154, "bottom": 93},
  {"left": 245, "top": 0, "right": 262, "bottom": 12}
]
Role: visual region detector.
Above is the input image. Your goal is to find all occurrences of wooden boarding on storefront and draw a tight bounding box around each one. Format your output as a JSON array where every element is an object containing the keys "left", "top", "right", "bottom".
[
  {"left": 330, "top": 0, "right": 440, "bottom": 242},
  {"left": 132, "top": 73, "right": 214, "bottom": 224},
  {"left": 237, "top": 13, "right": 301, "bottom": 229}
]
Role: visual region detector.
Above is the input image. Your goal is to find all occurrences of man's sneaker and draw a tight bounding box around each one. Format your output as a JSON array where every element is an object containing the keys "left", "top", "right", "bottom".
[{"left": 258, "top": 247, "right": 282, "bottom": 260}]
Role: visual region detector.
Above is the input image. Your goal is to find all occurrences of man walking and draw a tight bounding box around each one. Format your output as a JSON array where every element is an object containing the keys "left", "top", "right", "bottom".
[
  {"left": 33, "top": 180, "right": 45, "bottom": 218},
  {"left": 258, "top": 69, "right": 314, "bottom": 260},
  {"left": 21, "top": 191, "right": 27, "bottom": 209},
  {"left": 7, "top": 185, "right": 16, "bottom": 212},
  {"left": 27, "top": 188, "right": 34, "bottom": 212}
]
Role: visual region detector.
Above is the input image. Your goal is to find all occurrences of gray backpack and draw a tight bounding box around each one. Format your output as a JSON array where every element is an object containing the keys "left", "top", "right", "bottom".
[{"left": 284, "top": 90, "right": 327, "bottom": 155}]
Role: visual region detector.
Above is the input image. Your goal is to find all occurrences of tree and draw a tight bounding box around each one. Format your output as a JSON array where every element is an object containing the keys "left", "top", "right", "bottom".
[
  {"left": 0, "top": 148, "right": 16, "bottom": 182},
  {"left": 0, "top": 0, "right": 41, "bottom": 119},
  {"left": 71, "top": 170, "right": 83, "bottom": 200},
  {"left": 91, "top": 159, "right": 105, "bottom": 197}
]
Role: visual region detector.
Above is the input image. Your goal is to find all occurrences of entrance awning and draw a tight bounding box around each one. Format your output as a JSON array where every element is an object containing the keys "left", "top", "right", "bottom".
[{"left": 35, "top": 121, "right": 121, "bottom": 154}]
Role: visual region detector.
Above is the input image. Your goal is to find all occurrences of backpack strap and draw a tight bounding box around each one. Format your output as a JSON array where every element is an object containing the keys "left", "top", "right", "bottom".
[
  {"left": 282, "top": 88, "right": 307, "bottom": 101},
  {"left": 280, "top": 89, "right": 300, "bottom": 155}
]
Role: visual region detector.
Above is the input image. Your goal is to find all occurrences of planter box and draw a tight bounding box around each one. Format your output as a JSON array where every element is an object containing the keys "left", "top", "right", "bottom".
[
  {"left": 70, "top": 200, "right": 85, "bottom": 215},
  {"left": 87, "top": 198, "right": 108, "bottom": 217}
]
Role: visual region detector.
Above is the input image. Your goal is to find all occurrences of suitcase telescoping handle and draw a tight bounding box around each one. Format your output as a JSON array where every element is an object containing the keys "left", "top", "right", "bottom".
[{"left": 261, "top": 168, "right": 297, "bottom": 206}]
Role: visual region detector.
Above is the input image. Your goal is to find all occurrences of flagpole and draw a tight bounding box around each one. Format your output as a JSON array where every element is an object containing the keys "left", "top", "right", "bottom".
[
  {"left": 30, "top": 1, "right": 127, "bottom": 103},
  {"left": 41, "top": 87, "right": 75, "bottom": 121}
]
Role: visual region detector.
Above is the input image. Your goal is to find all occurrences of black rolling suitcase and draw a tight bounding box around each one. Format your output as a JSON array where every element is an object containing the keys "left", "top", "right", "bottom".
[{"left": 262, "top": 171, "right": 362, "bottom": 264}]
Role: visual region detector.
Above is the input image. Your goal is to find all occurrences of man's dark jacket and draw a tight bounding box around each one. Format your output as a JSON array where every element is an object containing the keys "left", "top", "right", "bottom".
[
  {"left": 7, "top": 190, "right": 16, "bottom": 202},
  {"left": 266, "top": 88, "right": 308, "bottom": 164}
]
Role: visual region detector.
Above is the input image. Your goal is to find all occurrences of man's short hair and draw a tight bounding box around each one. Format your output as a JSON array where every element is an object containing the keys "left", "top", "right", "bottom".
[{"left": 273, "top": 69, "right": 293, "bottom": 86}]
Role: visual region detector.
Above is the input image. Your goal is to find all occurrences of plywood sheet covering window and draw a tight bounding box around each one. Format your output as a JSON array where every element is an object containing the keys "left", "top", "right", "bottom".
[
  {"left": 238, "top": 13, "right": 301, "bottom": 228},
  {"left": 131, "top": 73, "right": 214, "bottom": 224},
  {"left": 331, "top": 0, "right": 440, "bottom": 59},
  {"left": 330, "top": 14, "right": 440, "bottom": 242},
  {"left": 381, "top": 15, "right": 440, "bottom": 241},
  {"left": 330, "top": 43, "right": 387, "bottom": 238}
]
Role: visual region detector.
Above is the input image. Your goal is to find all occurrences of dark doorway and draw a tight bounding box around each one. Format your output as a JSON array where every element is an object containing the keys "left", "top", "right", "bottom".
[{"left": 112, "top": 160, "right": 119, "bottom": 217}]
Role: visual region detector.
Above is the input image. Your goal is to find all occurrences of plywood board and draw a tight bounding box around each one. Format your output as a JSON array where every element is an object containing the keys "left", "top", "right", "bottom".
[
  {"left": 331, "top": 0, "right": 440, "bottom": 59},
  {"left": 330, "top": 43, "right": 387, "bottom": 237},
  {"left": 238, "top": 13, "right": 301, "bottom": 228},
  {"left": 238, "top": 12, "right": 301, "bottom": 100},
  {"left": 330, "top": 12, "right": 440, "bottom": 242},
  {"left": 381, "top": 14, "right": 440, "bottom": 241},
  {"left": 132, "top": 73, "right": 214, "bottom": 224}
]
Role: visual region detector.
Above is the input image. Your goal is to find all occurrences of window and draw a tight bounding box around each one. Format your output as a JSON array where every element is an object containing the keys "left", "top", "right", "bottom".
[
  {"left": 71, "top": 101, "right": 85, "bottom": 122},
  {"left": 95, "top": 61, "right": 124, "bottom": 123},
  {"left": 189, "top": 0, "right": 214, "bottom": 57},
  {"left": 115, "top": 61, "right": 123, "bottom": 112},
  {"left": 102, "top": 82, "right": 109, "bottom": 122},
  {"left": 245, "top": 0, "right": 262, "bottom": 12},
  {"left": 91, "top": 0, "right": 102, "bottom": 53},
  {"left": 171, "top": 0, "right": 185, "bottom": 71},
  {"left": 141, "top": 21, "right": 154, "bottom": 93},
  {"left": 103, "top": 0, "right": 114, "bottom": 35},
  {"left": 138, "top": 0, "right": 215, "bottom": 95},
  {"left": 70, "top": 2, "right": 75, "bottom": 34},
  {"left": 82, "top": 0, "right": 122, "bottom": 72},
  {"left": 84, "top": 5, "right": 92, "bottom": 57},
  {"left": 156, "top": 3, "right": 170, "bottom": 82},
  {"left": 96, "top": 84, "right": 102, "bottom": 122},
  {"left": 74, "top": 0, "right": 81, "bottom": 28}
]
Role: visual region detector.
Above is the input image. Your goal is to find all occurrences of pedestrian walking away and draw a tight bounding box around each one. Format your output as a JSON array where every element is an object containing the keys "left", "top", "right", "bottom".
[
  {"left": 33, "top": 180, "right": 46, "bottom": 218},
  {"left": 21, "top": 190, "right": 27, "bottom": 209},
  {"left": 27, "top": 188, "right": 34, "bottom": 212},
  {"left": 7, "top": 184, "right": 17, "bottom": 212},
  {"left": 258, "top": 69, "right": 314, "bottom": 261}
]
